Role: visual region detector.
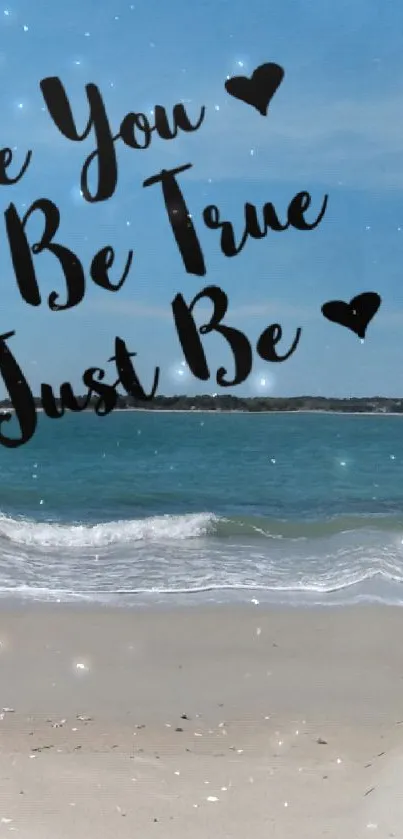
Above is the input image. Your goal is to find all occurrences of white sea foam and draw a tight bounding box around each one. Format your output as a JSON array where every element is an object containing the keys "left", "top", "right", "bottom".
[
  {"left": 0, "top": 511, "right": 402, "bottom": 608},
  {"left": 0, "top": 512, "right": 217, "bottom": 548}
]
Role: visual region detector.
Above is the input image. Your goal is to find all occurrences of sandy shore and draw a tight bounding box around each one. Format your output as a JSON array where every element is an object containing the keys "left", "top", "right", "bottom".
[{"left": 0, "top": 602, "right": 402, "bottom": 837}]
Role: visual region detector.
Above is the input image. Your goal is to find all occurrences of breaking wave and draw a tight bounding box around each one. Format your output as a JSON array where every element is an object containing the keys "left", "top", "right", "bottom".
[
  {"left": 0, "top": 512, "right": 217, "bottom": 548},
  {"left": 0, "top": 511, "right": 402, "bottom": 549},
  {"left": 0, "top": 511, "right": 402, "bottom": 606}
]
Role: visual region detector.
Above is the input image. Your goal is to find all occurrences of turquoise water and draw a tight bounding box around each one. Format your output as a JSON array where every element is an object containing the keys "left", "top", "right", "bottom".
[{"left": 1, "top": 410, "right": 403, "bottom": 605}]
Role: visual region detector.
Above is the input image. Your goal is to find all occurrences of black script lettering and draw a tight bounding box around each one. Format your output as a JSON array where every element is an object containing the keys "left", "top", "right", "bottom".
[
  {"left": 5, "top": 199, "right": 85, "bottom": 309},
  {"left": 40, "top": 76, "right": 205, "bottom": 202},
  {"left": 120, "top": 104, "right": 205, "bottom": 147},
  {"left": 109, "top": 338, "right": 159, "bottom": 400},
  {"left": 90, "top": 247, "right": 133, "bottom": 292},
  {"left": 203, "top": 191, "right": 328, "bottom": 257},
  {"left": 5, "top": 199, "right": 132, "bottom": 308},
  {"left": 40, "top": 77, "right": 117, "bottom": 203},
  {"left": 41, "top": 383, "right": 91, "bottom": 418},
  {"left": 42, "top": 369, "right": 118, "bottom": 418},
  {"left": 153, "top": 103, "right": 205, "bottom": 140},
  {"left": 257, "top": 323, "right": 302, "bottom": 362},
  {"left": 82, "top": 368, "right": 119, "bottom": 415},
  {"left": 0, "top": 331, "right": 37, "bottom": 449},
  {"left": 203, "top": 201, "right": 288, "bottom": 256},
  {"left": 0, "top": 147, "right": 32, "bottom": 186},
  {"left": 144, "top": 164, "right": 205, "bottom": 276},
  {"left": 172, "top": 285, "right": 252, "bottom": 386},
  {"left": 287, "top": 191, "right": 328, "bottom": 230},
  {"left": 0, "top": 336, "right": 157, "bottom": 447},
  {"left": 120, "top": 112, "right": 153, "bottom": 150}
]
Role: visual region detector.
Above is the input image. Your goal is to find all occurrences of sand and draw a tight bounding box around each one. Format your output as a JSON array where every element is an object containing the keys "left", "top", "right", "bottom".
[{"left": 0, "top": 602, "right": 401, "bottom": 837}]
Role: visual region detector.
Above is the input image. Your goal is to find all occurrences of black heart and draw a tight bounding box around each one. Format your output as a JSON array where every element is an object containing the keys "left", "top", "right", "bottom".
[
  {"left": 321, "top": 292, "right": 381, "bottom": 339},
  {"left": 224, "top": 62, "right": 284, "bottom": 116}
]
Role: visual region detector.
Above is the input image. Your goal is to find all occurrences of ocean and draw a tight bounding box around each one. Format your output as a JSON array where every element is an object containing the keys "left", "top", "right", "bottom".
[{"left": 1, "top": 410, "right": 403, "bottom": 607}]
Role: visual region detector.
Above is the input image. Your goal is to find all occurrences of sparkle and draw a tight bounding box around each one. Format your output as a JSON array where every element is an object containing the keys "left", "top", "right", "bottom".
[
  {"left": 170, "top": 361, "right": 190, "bottom": 383},
  {"left": 3, "top": 9, "right": 9, "bottom": 16},
  {"left": 71, "top": 186, "right": 84, "bottom": 204},
  {"left": 250, "top": 148, "right": 255, "bottom": 156},
  {"left": 237, "top": 60, "right": 244, "bottom": 67},
  {"left": 214, "top": 104, "right": 220, "bottom": 111},
  {"left": 23, "top": 24, "right": 28, "bottom": 31},
  {"left": 251, "top": 371, "right": 275, "bottom": 394}
]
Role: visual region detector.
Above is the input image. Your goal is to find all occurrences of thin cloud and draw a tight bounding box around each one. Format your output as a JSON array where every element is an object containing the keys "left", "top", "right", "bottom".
[
  {"left": 230, "top": 301, "right": 318, "bottom": 321},
  {"left": 87, "top": 296, "right": 319, "bottom": 322},
  {"left": 29, "top": 87, "right": 403, "bottom": 191},
  {"left": 87, "top": 299, "right": 172, "bottom": 319},
  {"left": 174, "top": 93, "right": 403, "bottom": 188}
]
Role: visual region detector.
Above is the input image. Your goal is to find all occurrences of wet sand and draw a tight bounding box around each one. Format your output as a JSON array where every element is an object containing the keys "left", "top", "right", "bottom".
[{"left": 0, "top": 601, "right": 401, "bottom": 837}]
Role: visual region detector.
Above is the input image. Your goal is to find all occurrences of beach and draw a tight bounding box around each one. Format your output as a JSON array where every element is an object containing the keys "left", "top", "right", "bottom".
[
  {"left": 0, "top": 601, "right": 401, "bottom": 837},
  {"left": 0, "top": 411, "right": 403, "bottom": 834}
]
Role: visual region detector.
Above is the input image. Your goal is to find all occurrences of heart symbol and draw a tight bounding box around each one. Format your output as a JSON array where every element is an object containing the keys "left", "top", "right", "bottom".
[
  {"left": 321, "top": 292, "right": 381, "bottom": 339},
  {"left": 224, "top": 62, "right": 284, "bottom": 116}
]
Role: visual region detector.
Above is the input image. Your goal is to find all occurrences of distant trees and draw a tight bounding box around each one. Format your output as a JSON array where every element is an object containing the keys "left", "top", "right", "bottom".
[{"left": 0, "top": 393, "right": 399, "bottom": 413}]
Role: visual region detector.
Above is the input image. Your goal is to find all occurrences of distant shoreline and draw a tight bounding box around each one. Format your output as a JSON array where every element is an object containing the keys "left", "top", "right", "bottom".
[
  {"left": 114, "top": 408, "right": 403, "bottom": 416},
  {"left": 117, "top": 408, "right": 403, "bottom": 416},
  {"left": 1, "top": 395, "right": 403, "bottom": 416},
  {"left": 2, "top": 407, "right": 403, "bottom": 417}
]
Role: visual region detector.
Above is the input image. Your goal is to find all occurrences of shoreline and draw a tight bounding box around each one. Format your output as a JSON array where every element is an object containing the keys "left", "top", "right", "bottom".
[
  {"left": 6, "top": 406, "right": 403, "bottom": 416},
  {"left": 116, "top": 408, "right": 403, "bottom": 416}
]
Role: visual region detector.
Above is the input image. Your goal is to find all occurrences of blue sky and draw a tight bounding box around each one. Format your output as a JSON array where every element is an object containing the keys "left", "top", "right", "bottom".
[{"left": 0, "top": 0, "right": 402, "bottom": 398}]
